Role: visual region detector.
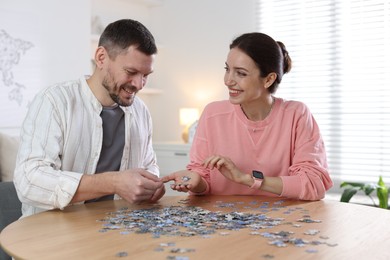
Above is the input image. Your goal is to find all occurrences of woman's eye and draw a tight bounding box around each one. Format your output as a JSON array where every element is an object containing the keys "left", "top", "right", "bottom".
[{"left": 237, "top": 71, "right": 247, "bottom": 77}]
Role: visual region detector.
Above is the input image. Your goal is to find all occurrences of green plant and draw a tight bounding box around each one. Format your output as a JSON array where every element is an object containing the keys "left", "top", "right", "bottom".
[{"left": 340, "top": 176, "right": 389, "bottom": 209}]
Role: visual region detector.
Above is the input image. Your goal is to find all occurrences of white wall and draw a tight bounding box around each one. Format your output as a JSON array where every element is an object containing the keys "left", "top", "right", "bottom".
[
  {"left": 0, "top": 0, "right": 91, "bottom": 135},
  {"left": 92, "top": 0, "right": 152, "bottom": 28},
  {"left": 0, "top": 0, "right": 257, "bottom": 142},
  {"left": 147, "top": 0, "right": 257, "bottom": 142}
]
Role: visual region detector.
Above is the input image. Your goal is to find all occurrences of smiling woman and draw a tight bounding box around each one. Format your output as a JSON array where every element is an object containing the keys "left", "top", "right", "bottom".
[{"left": 161, "top": 32, "right": 333, "bottom": 201}]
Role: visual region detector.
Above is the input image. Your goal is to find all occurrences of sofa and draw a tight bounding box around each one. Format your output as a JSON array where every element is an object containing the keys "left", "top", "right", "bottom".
[
  {"left": 0, "top": 132, "right": 21, "bottom": 260},
  {"left": 0, "top": 132, "right": 19, "bottom": 182}
]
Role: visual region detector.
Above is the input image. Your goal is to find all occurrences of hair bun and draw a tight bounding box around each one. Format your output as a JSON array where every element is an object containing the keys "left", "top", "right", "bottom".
[{"left": 277, "top": 41, "right": 292, "bottom": 74}]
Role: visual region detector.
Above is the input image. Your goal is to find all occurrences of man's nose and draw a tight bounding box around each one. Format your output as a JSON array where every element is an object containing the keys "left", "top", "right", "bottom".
[{"left": 132, "top": 74, "right": 144, "bottom": 90}]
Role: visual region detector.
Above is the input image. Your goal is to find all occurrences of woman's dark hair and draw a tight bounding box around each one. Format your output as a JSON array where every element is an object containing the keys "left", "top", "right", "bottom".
[
  {"left": 230, "top": 32, "right": 292, "bottom": 93},
  {"left": 98, "top": 19, "right": 157, "bottom": 59}
]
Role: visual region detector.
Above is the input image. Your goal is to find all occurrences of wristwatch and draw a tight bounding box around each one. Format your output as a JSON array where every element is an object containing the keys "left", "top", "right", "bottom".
[{"left": 250, "top": 170, "right": 264, "bottom": 190}]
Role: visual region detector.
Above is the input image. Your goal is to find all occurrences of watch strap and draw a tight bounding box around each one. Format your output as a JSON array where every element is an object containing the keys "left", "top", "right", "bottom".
[{"left": 250, "top": 178, "right": 263, "bottom": 190}]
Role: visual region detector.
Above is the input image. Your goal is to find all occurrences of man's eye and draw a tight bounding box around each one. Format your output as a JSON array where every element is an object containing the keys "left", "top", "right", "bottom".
[{"left": 125, "top": 70, "right": 136, "bottom": 75}]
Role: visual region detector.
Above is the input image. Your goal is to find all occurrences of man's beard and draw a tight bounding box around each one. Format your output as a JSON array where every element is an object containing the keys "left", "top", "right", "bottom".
[
  {"left": 102, "top": 75, "right": 136, "bottom": 107},
  {"left": 109, "top": 89, "right": 135, "bottom": 107},
  {"left": 109, "top": 93, "right": 129, "bottom": 106}
]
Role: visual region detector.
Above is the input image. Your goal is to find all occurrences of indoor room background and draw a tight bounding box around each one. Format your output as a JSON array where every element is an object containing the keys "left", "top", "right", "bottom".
[{"left": 1, "top": 0, "right": 389, "bottom": 196}]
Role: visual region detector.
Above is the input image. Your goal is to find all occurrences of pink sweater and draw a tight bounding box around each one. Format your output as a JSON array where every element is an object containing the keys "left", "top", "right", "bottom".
[{"left": 187, "top": 97, "right": 333, "bottom": 200}]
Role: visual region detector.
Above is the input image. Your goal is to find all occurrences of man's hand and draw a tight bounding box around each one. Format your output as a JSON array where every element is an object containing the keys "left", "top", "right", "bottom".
[
  {"left": 113, "top": 168, "right": 164, "bottom": 203},
  {"left": 149, "top": 185, "right": 165, "bottom": 202}
]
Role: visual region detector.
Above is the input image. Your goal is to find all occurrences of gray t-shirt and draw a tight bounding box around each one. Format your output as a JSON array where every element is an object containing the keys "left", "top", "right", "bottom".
[
  {"left": 87, "top": 104, "right": 125, "bottom": 202},
  {"left": 96, "top": 105, "right": 125, "bottom": 173}
]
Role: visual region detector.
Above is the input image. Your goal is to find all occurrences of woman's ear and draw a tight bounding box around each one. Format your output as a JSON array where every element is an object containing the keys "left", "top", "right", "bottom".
[{"left": 265, "top": 72, "right": 277, "bottom": 89}]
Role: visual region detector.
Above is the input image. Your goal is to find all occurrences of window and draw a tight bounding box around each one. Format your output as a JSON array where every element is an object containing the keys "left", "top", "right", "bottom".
[{"left": 257, "top": 0, "right": 390, "bottom": 191}]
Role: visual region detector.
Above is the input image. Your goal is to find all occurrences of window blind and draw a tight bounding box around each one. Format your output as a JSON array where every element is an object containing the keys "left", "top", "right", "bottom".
[{"left": 257, "top": 0, "right": 390, "bottom": 190}]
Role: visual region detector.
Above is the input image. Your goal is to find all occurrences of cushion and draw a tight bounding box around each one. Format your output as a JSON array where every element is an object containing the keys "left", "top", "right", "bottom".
[{"left": 0, "top": 132, "right": 20, "bottom": 182}]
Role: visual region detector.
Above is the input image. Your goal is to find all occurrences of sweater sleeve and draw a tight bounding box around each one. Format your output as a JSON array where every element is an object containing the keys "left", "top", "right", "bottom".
[
  {"left": 280, "top": 103, "right": 333, "bottom": 200},
  {"left": 186, "top": 105, "right": 212, "bottom": 195}
]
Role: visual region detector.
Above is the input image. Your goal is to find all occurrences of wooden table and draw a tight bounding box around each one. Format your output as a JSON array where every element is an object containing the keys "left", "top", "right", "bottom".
[{"left": 1, "top": 195, "right": 390, "bottom": 260}]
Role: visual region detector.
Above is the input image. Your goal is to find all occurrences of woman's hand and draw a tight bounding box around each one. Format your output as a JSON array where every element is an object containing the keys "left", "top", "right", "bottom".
[
  {"left": 203, "top": 155, "right": 251, "bottom": 186},
  {"left": 161, "top": 170, "right": 204, "bottom": 193}
]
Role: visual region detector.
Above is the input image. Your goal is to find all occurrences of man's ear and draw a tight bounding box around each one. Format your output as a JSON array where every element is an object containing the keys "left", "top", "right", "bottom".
[
  {"left": 94, "top": 46, "right": 108, "bottom": 69},
  {"left": 265, "top": 72, "right": 277, "bottom": 89}
]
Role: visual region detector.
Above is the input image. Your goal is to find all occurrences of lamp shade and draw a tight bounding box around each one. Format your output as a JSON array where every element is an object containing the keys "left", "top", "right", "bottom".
[{"left": 179, "top": 108, "right": 199, "bottom": 126}]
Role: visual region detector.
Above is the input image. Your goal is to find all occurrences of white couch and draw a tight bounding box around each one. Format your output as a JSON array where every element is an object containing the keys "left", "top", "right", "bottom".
[{"left": 0, "top": 132, "right": 19, "bottom": 182}]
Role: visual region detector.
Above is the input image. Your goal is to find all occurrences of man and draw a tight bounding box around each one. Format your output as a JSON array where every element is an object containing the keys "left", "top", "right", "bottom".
[{"left": 13, "top": 19, "right": 165, "bottom": 218}]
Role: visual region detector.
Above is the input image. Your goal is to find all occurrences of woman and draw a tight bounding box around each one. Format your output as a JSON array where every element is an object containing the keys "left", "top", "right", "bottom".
[{"left": 162, "top": 32, "right": 333, "bottom": 200}]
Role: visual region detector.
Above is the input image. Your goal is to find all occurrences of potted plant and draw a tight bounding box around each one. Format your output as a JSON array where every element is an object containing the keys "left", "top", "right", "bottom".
[{"left": 340, "top": 176, "right": 389, "bottom": 209}]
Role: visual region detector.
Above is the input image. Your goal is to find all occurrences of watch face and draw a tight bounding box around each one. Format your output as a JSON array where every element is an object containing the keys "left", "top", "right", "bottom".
[{"left": 252, "top": 170, "right": 264, "bottom": 179}]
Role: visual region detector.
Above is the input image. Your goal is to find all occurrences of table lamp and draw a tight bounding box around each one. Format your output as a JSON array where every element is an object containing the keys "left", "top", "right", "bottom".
[{"left": 179, "top": 108, "right": 199, "bottom": 143}]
